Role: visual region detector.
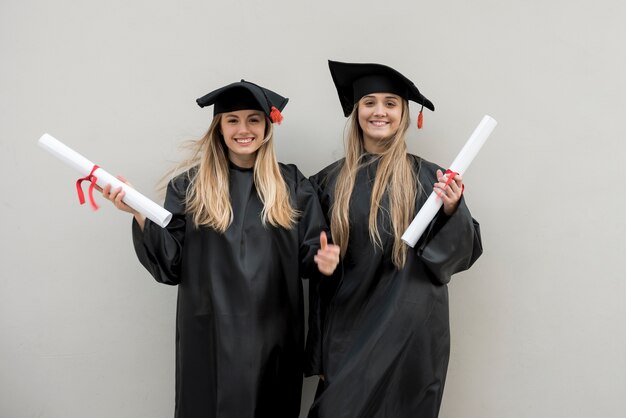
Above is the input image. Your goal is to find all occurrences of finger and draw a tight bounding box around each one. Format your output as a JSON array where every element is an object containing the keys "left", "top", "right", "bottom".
[
  {"left": 453, "top": 185, "right": 462, "bottom": 198},
  {"left": 320, "top": 231, "right": 328, "bottom": 251},
  {"left": 316, "top": 252, "right": 338, "bottom": 266},
  {"left": 449, "top": 175, "right": 462, "bottom": 189},
  {"left": 435, "top": 176, "right": 449, "bottom": 188},
  {"left": 327, "top": 244, "right": 341, "bottom": 255},
  {"left": 435, "top": 187, "right": 450, "bottom": 201},
  {"left": 435, "top": 181, "right": 451, "bottom": 191},
  {"left": 315, "top": 253, "right": 338, "bottom": 274},
  {"left": 447, "top": 174, "right": 461, "bottom": 187},
  {"left": 105, "top": 186, "right": 118, "bottom": 202},
  {"left": 110, "top": 187, "right": 124, "bottom": 205},
  {"left": 436, "top": 169, "right": 443, "bottom": 181},
  {"left": 115, "top": 189, "right": 125, "bottom": 205},
  {"left": 443, "top": 172, "right": 457, "bottom": 188},
  {"left": 108, "top": 186, "right": 119, "bottom": 199},
  {"left": 444, "top": 188, "right": 461, "bottom": 206},
  {"left": 319, "top": 244, "right": 340, "bottom": 257}
]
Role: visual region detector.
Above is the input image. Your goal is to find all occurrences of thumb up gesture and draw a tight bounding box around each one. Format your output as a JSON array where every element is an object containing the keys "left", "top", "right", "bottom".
[{"left": 314, "top": 231, "right": 341, "bottom": 276}]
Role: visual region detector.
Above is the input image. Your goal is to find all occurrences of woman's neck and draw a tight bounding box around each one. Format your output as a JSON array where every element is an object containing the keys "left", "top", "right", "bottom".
[{"left": 228, "top": 152, "right": 257, "bottom": 169}]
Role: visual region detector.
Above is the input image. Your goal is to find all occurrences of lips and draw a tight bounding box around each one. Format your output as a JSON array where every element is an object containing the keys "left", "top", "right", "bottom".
[{"left": 369, "top": 120, "right": 389, "bottom": 127}]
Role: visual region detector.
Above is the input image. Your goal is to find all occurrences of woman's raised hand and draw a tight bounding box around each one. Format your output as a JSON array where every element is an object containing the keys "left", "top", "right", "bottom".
[{"left": 314, "top": 231, "right": 341, "bottom": 276}]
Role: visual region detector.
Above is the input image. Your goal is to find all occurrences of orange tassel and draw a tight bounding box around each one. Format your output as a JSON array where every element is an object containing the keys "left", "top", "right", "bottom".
[
  {"left": 417, "top": 110, "right": 423, "bottom": 129},
  {"left": 270, "top": 106, "right": 283, "bottom": 124}
]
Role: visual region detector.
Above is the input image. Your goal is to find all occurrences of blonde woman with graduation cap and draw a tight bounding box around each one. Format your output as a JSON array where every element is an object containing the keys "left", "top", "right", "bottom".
[
  {"left": 102, "top": 80, "right": 340, "bottom": 418},
  {"left": 305, "top": 61, "right": 483, "bottom": 418}
]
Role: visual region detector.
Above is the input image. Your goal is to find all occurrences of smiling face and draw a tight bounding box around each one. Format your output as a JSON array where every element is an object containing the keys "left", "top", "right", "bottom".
[
  {"left": 357, "top": 92, "right": 403, "bottom": 153},
  {"left": 220, "top": 109, "right": 267, "bottom": 168}
]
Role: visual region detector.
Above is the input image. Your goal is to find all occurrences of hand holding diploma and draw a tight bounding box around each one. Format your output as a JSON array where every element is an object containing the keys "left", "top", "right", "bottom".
[
  {"left": 401, "top": 115, "right": 497, "bottom": 247},
  {"left": 38, "top": 133, "right": 172, "bottom": 227},
  {"left": 100, "top": 176, "right": 147, "bottom": 231},
  {"left": 433, "top": 169, "right": 464, "bottom": 216}
]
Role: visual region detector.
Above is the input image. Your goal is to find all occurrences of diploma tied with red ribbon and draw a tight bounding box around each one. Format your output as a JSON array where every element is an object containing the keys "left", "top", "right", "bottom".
[
  {"left": 401, "top": 115, "right": 497, "bottom": 247},
  {"left": 38, "top": 133, "right": 173, "bottom": 228}
]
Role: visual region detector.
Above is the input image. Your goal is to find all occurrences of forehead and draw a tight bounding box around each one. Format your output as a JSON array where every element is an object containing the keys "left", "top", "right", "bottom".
[
  {"left": 222, "top": 109, "right": 265, "bottom": 117},
  {"left": 360, "top": 92, "right": 402, "bottom": 100}
]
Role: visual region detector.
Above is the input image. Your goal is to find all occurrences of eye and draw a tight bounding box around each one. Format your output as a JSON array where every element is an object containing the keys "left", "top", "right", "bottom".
[
  {"left": 226, "top": 118, "right": 238, "bottom": 124},
  {"left": 248, "top": 117, "right": 261, "bottom": 123},
  {"left": 386, "top": 101, "right": 397, "bottom": 107}
]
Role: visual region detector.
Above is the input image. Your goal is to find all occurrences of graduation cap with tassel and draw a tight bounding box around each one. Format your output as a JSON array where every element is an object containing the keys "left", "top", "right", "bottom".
[
  {"left": 327, "top": 60, "right": 434, "bottom": 129},
  {"left": 196, "top": 80, "right": 288, "bottom": 124}
]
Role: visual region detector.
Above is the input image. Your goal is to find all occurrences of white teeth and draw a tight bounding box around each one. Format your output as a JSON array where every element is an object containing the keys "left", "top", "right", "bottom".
[
  {"left": 371, "top": 121, "right": 388, "bottom": 127},
  {"left": 235, "top": 138, "right": 253, "bottom": 143}
]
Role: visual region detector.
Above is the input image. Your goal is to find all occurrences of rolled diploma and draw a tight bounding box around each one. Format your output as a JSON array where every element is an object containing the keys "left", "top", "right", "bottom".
[
  {"left": 401, "top": 115, "right": 497, "bottom": 247},
  {"left": 38, "top": 133, "right": 172, "bottom": 228}
]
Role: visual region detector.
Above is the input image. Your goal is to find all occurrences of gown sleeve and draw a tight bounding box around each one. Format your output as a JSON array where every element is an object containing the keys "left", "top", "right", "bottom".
[
  {"left": 303, "top": 170, "right": 335, "bottom": 377},
  {"left": 416, "top": 192, "right": 483, "bottom": 285},
  {"left": 294, "top": 168, "right": 327, "bottom": 280},
  {"left": 131, "top": 174, "right": 188, "bottom": 286}
]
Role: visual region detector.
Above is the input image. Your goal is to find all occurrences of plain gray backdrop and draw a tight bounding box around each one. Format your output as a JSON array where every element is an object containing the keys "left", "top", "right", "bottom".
[{"left": 2, "top": 0, "right": 625, "bottom": 417}]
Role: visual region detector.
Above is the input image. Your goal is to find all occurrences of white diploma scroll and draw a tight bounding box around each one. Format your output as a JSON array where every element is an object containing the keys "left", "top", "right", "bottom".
[
  {"left": 401, "top": 115, "right": 497, "bottom": 247},
  {"left": 38, "top": 133, "right": 172, "bottom": 228}
]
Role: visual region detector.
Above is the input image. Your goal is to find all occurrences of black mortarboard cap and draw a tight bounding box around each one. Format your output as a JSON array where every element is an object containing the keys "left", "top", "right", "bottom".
[
  {"left": 328, "top": 60, "right": 435, "bottom": 127},
  {"left": 196, "top": 80, "right": 288, "bottom": 124}
]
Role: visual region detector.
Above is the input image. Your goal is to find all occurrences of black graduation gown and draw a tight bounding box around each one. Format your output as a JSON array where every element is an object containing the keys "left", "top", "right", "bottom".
[
  {"left": 305, "top": 154, "right": 483, "bottom": 418},
  {"left": 132, "top": 163, "right": 326, "bottom": 418}
]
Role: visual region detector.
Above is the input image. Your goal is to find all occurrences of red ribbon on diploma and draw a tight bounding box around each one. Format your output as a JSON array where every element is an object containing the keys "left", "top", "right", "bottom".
[
  {"left": 444, "top": 169, "right": 464, "bottom": 195},
  {"left": 76, "top": 165, "right": 100, "bottom": 210}
]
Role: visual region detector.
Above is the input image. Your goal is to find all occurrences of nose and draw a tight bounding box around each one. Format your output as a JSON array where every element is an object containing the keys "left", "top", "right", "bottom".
[
  {"left": 238, "top": 121, "right": 252, "bottom": 133},
  {"left": 373, "top": 104, "right": 386, "bottom": 116}
]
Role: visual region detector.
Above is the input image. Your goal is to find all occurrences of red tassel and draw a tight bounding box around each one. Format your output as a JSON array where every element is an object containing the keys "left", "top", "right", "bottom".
[
  {"left": 270, "top": 106, "right": 283, "bottom": 124},
  {"left": 417, "top": 110, "right": 424, "bottom": 129}
]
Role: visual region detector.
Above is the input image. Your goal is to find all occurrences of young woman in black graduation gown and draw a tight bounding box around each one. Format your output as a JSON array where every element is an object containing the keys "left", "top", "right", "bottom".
[
  {"left": 102, "top": 81, "right": 340, "bottom": 418},
  {"left": 305, "top": 61, "right": 483, "bottom": 418}
]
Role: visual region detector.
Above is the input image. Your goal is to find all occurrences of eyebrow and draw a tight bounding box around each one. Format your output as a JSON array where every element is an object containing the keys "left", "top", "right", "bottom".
[
  {"left": 361, "top": 95, "right": 400, "bottom": 100},
  {"left": 225, "top": 112, "right": 262, "bottom": 117}
]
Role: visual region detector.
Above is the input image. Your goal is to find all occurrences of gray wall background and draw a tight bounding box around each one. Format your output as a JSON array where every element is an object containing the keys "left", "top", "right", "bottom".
[{"left": 2, "top": 0, "right": 625, "bottom": 417}]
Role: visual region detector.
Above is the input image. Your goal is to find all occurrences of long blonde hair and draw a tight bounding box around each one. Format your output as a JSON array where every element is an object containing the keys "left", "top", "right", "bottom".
[
  {"left": 165, "top": 114, "right": 298, "bottom": 231},
  {"left": 330, "top": 100, "right": 424, "bottom": 268}
]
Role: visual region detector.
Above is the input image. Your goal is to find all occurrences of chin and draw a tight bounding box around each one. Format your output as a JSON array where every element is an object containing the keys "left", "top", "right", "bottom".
[{"left": 369, "top": 132, "right": 391, "bottom": 141}]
